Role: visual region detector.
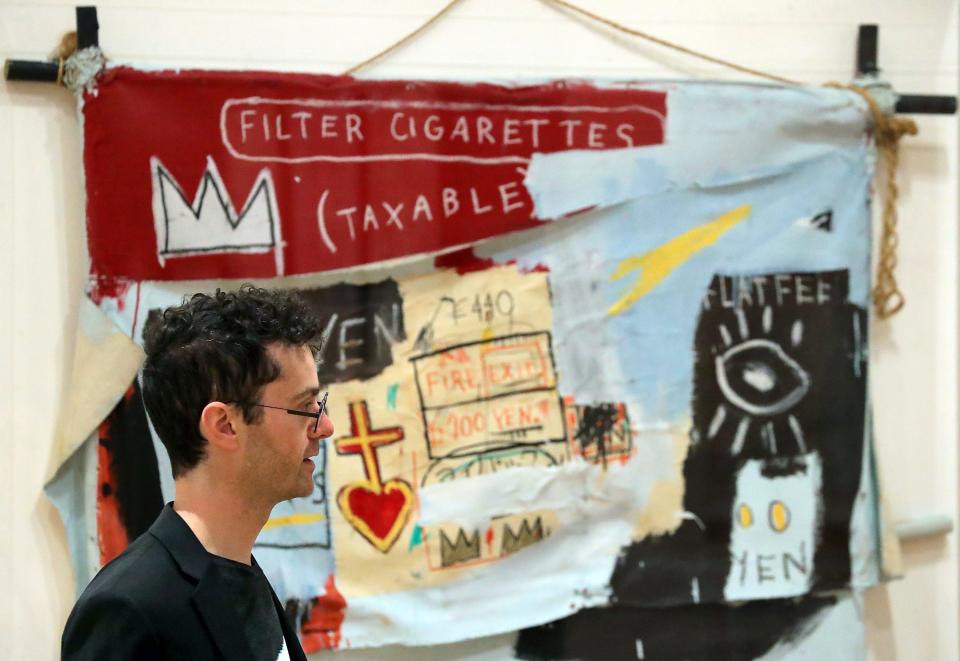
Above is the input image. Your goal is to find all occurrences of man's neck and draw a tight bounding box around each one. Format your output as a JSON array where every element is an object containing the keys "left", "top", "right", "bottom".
[{"left": 172, "top": 475, "right": 272, "bottom": 566}]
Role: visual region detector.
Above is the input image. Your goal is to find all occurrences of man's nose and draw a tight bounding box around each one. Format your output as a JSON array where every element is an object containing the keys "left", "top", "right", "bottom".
[{"left": 309, "top": 413, "right": 334, "bottom": 439}]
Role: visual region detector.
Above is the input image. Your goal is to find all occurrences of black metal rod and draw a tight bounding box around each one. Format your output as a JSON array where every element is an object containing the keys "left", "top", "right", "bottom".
[
  {"left": 857, "top": 24, "right": 879, "bottom": 76},
  {"left": 4, "top": 59, "right": 60, "bottom": 83},
  {"left": 896, "top": 94, "right": 958, "bottom": 115},
  {"left": 76, "top": 6, "right": 99, "bottom": 49}
]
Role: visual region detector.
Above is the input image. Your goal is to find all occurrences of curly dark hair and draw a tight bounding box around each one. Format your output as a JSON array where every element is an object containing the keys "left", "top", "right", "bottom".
[{"left": 141, "top": 284, "right": 323, "bottom": 478}]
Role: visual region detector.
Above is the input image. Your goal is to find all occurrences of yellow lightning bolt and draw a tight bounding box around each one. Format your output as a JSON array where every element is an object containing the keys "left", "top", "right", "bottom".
[{"left": 608, "top": 204, "right": 752, "bottom": 316}]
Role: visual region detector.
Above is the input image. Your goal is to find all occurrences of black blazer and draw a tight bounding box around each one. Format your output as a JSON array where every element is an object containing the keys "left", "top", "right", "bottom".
[{"left": 62, "top": 504, "right": 308, "bottom": 661}]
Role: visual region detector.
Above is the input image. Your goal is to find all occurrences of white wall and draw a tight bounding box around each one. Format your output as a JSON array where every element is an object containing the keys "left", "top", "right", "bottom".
[{"left": 1, "top": 1, "right": 956, "bottom": 659}]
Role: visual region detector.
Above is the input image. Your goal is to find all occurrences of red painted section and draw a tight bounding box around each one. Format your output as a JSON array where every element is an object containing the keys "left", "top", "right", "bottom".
[
  {"left": 345, "top": 485, "right": 409, "bottom": 540},
  {"left": 96, "top": 412, "right": 130, "bottom": 566},
  {"left": 82, "top": 68, "right": 667, "bottom": 280},
  {"left": 519, "top": 262, "right": 551, "bottom": 274},
  {"left": 434, "top": 247, "right": 498, "bottom": 274},
  {"left": 300, "top": 575, "right": 347, "bottom": 652},
  {"left": 88, "top": 275, "right": 132, "bottom": 310}
]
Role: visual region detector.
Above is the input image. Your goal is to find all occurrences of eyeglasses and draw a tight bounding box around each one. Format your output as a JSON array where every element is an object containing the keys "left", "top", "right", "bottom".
[{"left": 250, "top": 391, "right": 328, "bottom": 433}]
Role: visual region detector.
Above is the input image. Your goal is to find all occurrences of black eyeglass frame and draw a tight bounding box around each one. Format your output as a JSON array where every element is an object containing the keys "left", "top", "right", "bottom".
[{"left": 248, "top": 391, "right": 328, "bottom": 433}]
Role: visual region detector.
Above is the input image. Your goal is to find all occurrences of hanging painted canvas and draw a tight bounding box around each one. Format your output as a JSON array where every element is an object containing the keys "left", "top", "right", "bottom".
[{"left": 47, "top": 60, "right": 895, "bottom": 657}]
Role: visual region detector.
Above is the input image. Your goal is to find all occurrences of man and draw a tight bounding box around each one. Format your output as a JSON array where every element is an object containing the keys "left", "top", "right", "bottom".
[{"left": 62, "top": 285, "right": 334, "bottom": 661}]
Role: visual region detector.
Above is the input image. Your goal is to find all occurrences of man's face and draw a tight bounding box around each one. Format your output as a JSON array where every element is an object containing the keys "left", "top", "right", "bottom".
[{"left": 240, "top": 343, "right": 334, "bottom": 505}]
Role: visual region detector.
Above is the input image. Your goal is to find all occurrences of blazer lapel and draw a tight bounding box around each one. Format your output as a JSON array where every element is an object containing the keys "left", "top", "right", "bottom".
[{"left": 149, "top": 504, "right": 255, "bottom": 661}]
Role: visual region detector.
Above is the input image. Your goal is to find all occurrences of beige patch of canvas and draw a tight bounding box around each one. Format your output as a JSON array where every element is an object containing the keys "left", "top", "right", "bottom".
[
  {"left": 328, "top": 265, "right": 567, "bottom": 598},
  {"left": 631, "top": 425, "right": 691, "bottom": 540},
  {"left": 48, "top": 297, "right": 145, "bottom": 482}
]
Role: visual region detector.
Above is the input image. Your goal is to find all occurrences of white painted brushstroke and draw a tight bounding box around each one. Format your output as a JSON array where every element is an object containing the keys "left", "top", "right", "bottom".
[
  {"left": 719, "top": 324, "right": 733, "bottom": 347},
  {"left": 523, "top": 84, "right": 868, "bottom": 220},
  {"left": 788, "top": 414, "right": 808, "bottom": 454},
  {"left": 791, "top": 319, "right": 804, "bottom": 347},
  {"left": 736, "top": 307, "right": 750, "bottom": 339},
  {"left": 731, "top": 417, "right": 751, "bottom": 455},
  {"left": 708, "top": 404, "right": 727, "bottom": 439},
  {"left": 763, "top": 421, "right": 778, "bottom": 455},
  {"left": 636, "top": 639, "right": 646, "bottom": 659}
]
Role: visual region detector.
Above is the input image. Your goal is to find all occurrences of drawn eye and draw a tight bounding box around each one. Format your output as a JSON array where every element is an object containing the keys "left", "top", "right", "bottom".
[
  {"left": 769, "top": 500, "right": 790, "bottom": 532},
  {"left": 715, "top": 339, "right": 810, "bottom": 416},
  {"left": 737, "top": 503, "right": 753, "bottom": 528}
]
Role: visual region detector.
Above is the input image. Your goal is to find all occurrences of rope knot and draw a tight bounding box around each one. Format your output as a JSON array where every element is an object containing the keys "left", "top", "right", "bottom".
[{"left": 829, "top": 83, "right": 918, "bottom": 319}]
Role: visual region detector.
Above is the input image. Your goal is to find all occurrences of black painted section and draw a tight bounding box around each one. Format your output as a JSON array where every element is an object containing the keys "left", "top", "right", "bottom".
[
  {"left": 103, "top": 379, "right": 165, "bottom": 540},
  {"left": 611, "top": 269, "right": 868, "bottom": 607},
  {"left": 515, "top": 595, "right": 837, "bottom": 660},
  {"left": 299, "top": 279, "right": 406, "bottom": 383}
]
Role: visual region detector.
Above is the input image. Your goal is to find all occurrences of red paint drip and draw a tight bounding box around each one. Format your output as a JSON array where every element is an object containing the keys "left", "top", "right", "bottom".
[
  {"left": 434, "top": 248, "right": 551, "bottom": 276},
  {"left": 88, "top": 275, "right": 133, "bottom": 311},
  {"left": 300, "top": 574, "right": 347, "bottom": 652},
  {"left": 96, "top": 416, "right": 129, "bottom": 566},
  {"left": 519, "top": 262, "right": 550, "bottom": 273},
  {"left": 434, "top": 248, "right": 497, "bottom": 274}
]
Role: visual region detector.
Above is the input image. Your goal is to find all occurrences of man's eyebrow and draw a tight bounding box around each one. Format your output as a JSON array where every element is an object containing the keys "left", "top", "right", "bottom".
[{"left": 291, "top": 386, "right": 321, "bottom": 402}]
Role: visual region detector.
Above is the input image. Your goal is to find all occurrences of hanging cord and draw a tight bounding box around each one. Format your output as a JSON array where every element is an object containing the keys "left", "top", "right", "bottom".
[
  {"left": 343, "top": 0, "right": 466, "bottom": 75},
  {"left": 540, "top": 0, "right": 801, "bottom": 86},
  {"left": 828, "top": 83, "right": 918, "bottom": 318},
  {"left": 343, "top": 0, "right": 916, "bottom": 318}
]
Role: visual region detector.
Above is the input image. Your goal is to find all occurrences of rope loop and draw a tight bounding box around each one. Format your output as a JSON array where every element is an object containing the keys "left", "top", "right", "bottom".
[{"left": 828, "top": 83, "right": 918, "bottom": 318}]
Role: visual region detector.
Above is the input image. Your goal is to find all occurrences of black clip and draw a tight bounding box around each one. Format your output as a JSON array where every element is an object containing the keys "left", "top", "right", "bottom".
[
  {"left": 857, "top": 24, "right": 956, "bottom": 115},
  {"left": 4, "top": 6, "right": 98, "bottom": 84}
]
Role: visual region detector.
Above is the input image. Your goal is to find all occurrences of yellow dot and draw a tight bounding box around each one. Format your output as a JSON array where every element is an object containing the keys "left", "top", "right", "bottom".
[
  {"left": 737, "top": 503, "right": 753, "bottom": 528},
  {"left": 769, "top": 500, "right": 791, "bottom": 532}
]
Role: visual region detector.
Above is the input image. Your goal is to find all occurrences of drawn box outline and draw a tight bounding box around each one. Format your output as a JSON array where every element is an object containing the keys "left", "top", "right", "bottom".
[
  {"left": 421, "top": 512, "right": 555, "bottom": 573},
  {"left": 411, "top": 331, "right": 567, "bottom": 460},
  {"left": 219, "top": 97, "right": 667, "bottom": 165},
  {"left": 412, "top": 330, "right": 557, "bottom": 409},
  {"left": 420, "top": 392, "right": 568, "bottom": 458},
  {"left": 479, "top": 340, "right": 551, "bottom": 400}
]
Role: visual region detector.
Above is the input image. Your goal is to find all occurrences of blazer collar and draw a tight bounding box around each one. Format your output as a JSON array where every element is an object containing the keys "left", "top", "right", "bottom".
[
  {"left": 148, "top": 503, "right": 307, "bottom": 661},
  {"left": 148, "top": 502, "right": 212, "bottom": 581}
]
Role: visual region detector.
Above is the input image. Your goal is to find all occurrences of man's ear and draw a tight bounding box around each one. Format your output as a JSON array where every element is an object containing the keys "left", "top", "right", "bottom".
[{"left": 199, "top": 402, "right": 241, "bottom": 451}]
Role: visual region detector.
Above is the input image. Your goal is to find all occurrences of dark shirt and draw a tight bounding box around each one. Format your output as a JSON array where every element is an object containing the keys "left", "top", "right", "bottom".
[
  {"left": 61, "top": 503, "right": 306, "bottom": 661},
  {"left": 212, "top": 557, "right": 289, "bottom": 660}
]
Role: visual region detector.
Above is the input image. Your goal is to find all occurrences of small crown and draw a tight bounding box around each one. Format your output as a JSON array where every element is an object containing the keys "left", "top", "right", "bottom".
[
  {"left": 439, "top": 528, "right": 480, "bottom": 567},
  {"left": 151, "top": 156, "right": 280, "bottom": 265},
  {"left": 500, "top": 517, "right": 544, "bottom": 555}
]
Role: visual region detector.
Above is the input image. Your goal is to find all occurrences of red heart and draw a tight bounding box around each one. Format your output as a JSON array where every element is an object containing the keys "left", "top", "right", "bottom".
[{"left": 338, "top": 479, "right": 414, "bottom": 552}]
